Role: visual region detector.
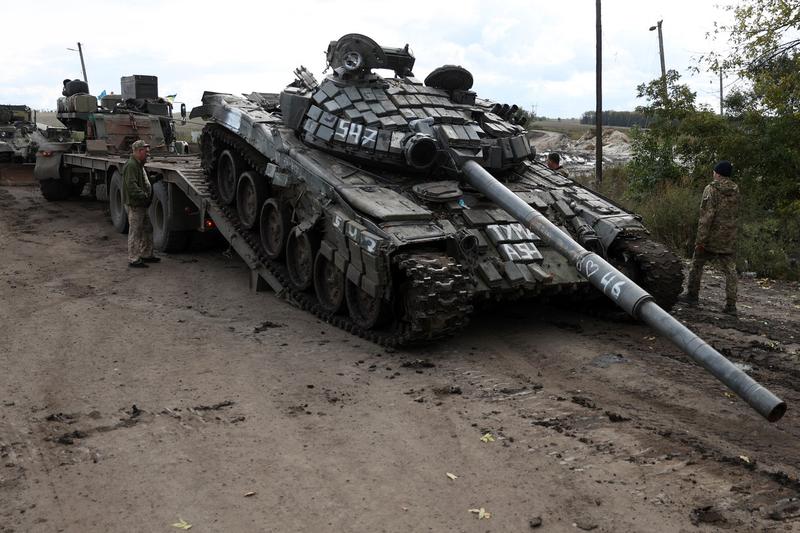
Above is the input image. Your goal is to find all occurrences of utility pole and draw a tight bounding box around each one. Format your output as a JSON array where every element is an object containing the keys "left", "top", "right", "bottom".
[
  {"left": 67, "top": 42, "right": 89, "bottom": 84},
  {"left": 719, "top": 69, "right": 724, "bottom": 115},
  {"left": 649, "top": 20, "right": 667, "bottom": 100},
  {"left": 77, "top": 42, "right": 88, "bottom": 84},
  {"left": 595, "top": 0, "right": 603, "bottom": 185}
]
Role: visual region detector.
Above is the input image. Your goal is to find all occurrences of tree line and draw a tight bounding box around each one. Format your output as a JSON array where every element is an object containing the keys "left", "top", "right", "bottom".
[{"left": 579, "top": 110, "right": 650, "bottom": 128}]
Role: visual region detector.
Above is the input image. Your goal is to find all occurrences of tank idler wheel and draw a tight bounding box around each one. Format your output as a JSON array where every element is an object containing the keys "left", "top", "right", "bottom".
[
  {"left": 216, "top": 149, "right": 239, "bottom": 205},
  {"left": 313, "top": 252, "right": 345, "bottom": 314},
  {"left": 345, "top": 279, "right": 390, "bottom": 330},
  {"left": 108, "top": 170, "right": 129, "bottom": 233},
  {"left": 285, "top": 228, "right": 318, "bottom": 292},
  {"left": 259, "top": 198, "right": 290, "bottom": 260},
  {"left": 236, "top": 170, "right": 266, "bottom": 230}
]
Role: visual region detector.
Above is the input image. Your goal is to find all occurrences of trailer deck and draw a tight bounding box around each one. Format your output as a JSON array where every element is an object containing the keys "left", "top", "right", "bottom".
[{"left": 56, "top": 151, "right": 284, "bottom": 295}]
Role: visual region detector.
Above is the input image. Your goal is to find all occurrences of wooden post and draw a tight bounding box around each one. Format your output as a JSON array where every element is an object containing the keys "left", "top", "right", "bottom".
[{"left": 595, "top": 0, "right": 603, "bottom": 185}]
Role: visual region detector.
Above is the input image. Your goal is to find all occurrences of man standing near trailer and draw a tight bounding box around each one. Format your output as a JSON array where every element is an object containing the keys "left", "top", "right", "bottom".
[{"left": 122, "top": 140, "right": 160, "bottom": 268}]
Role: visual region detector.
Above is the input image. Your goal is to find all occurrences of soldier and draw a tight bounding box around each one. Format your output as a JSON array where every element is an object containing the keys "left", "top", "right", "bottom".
[
  {"left": 546, "top": 152, "right": 569, "bottom": 177},
  {"left": 681, "top": 161, "right": 739, "bottom": 315},
  {"left": 122, "top": 140, "right": 160, "bottom": 268}
]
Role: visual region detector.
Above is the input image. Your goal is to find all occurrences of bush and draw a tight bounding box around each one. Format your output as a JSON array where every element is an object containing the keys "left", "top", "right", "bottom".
[
  {"left": 629, "top": 177, "right": 700, "bottom": 256},
  {"left": 584, "top": 165, "right": 800, "bottom": 280}
]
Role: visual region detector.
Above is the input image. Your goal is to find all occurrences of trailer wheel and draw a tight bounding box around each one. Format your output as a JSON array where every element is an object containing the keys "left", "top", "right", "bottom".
[
  {"left": 39, "top": 179, "right": 70, "bottom": 201},
  {"left": 236, "top": 171, "right": 266, "bottom": 230},
  {"left": 216, "top": 149, "right": 239, "bottom": 205},
  {"left": 70, "top": 180, "right": 86, "bottom": 197},
  {"left": 150, "top": 181, "right": 191, "bottom": 252},
  {"left": 108, "top": 170, "right": 129, "bottom": 233}
]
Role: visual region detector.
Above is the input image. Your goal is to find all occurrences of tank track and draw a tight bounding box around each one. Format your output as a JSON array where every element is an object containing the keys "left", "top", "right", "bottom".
[
  {"left": 202, "top": 124, "right": 473, "bottom": 347},
  {"left": 614, "top": 235, "right": 685, "bottom": 311}
]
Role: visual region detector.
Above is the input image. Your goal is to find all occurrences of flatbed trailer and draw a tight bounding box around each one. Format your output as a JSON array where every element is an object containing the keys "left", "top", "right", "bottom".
[{"left": 35, "top": 149, "right": 283, "bottom": 295}]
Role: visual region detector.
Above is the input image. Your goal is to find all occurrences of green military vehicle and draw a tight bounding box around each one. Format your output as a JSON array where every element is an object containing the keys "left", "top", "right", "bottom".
[{"left": 0, "top": 105, "right": 38, "bottom": 163}]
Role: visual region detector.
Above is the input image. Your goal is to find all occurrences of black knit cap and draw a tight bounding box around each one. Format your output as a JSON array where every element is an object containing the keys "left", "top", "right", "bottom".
[{"left": 714, "top": 160, "right": 732, "bottom": 177}]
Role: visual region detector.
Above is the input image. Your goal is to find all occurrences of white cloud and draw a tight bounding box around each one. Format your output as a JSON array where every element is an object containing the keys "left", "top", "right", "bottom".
[{"left": 1, "top": 0, "right": 737, "bottom": 117}]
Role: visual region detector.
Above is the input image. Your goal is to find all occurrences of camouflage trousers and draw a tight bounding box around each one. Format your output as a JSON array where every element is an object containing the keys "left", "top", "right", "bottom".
[
  {"left": 127, "top": 206, "right": 153, "bottom": 262},
  {"left": 687, "top": 250, "right": 738, "bottom": 307}
]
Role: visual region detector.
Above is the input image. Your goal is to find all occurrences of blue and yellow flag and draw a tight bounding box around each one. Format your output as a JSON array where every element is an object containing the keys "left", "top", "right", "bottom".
[{"left": 165, "top": 94, "right": 177, "bottom": 103}]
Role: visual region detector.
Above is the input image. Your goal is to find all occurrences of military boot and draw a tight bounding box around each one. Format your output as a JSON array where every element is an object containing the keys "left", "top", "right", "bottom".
[
  {"left": 722, "top": 304, "right": 737, "bottom": 317},
  {"left": 678, "top": 293, "right": 699, "bottom": 307}
]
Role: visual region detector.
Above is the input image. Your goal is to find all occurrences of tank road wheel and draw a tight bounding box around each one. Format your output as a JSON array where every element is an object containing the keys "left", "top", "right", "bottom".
[
  {"left": 150, "top": 182, "right": 191, "bottom": 252},
  {"left": 39, "top": 179, "right": 70, "bottom": 201},
  {"left": 259, "top": 198, "right": 290, "bottom": 260},
  {"left": 313, "top": 253, "right": 345, "bottom": 314},
  {"left": 108, "top": 170, "right": 129, "bottom": 233},
  {"left": 236, "top": 171, "right": 266, "bottom": 230},
  {"left": 345, "top": 279, "right": 391, "bottom": 330},
  {"left": 216, "top": 149, "right": 239, "bottom": 205},
  {"left": 285, "top": 228, "right": 318, "bottom": 291}
]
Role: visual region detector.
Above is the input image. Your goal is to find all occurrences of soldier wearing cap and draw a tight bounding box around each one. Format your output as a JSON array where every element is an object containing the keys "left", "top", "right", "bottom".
[
  {"left": 546, "top": 152, "right": 569, "bottom": 177},
  {"left": 122, "top": 139, "right": 159, "bottom": 268},
  {"left": 681, "top": 160, "right": 739, "bottom": 315}
]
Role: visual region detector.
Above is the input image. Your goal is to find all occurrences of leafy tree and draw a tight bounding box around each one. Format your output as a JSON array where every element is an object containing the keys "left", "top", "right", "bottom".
[
  {"left": 705, "top": 0, "right": 800, "bottom": 116},
  {"left": 625, "top": 1, "right": 800, "bottom": 277},
  {"left": 626, "top": 70, "right": 703, "bottom": 190}
]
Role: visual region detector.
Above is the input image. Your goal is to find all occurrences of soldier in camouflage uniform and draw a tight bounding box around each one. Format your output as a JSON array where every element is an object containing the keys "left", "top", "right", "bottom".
[
  {"left": 682, "top": 161, "right": 739, "bottom": 315},
  {"left": 122, "top": 140, "right": 160, "bottom": 268}
]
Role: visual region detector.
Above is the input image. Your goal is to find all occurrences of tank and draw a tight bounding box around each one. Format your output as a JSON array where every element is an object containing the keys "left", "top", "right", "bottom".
[
  {"left": 191, "top": 33, "right": 685, "bottom": 342},
  {"left": 0, "top": 105, "right": 38, "bottom": 163},
  {"left": 190, "top": 34, "right": 788, "bottom": 421},
  {"left": 189, "top": 34, "right": 786, "bottom": 421}
]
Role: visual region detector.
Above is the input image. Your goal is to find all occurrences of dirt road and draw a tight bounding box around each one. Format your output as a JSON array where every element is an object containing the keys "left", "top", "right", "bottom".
[{"left": 1, "top": 185, "right": 798, "bottom": 532}]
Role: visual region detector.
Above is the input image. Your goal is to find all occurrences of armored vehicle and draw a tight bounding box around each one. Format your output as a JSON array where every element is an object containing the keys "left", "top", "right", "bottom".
[
  {"left": 38, "top": 75, "right": 181, "bottom": 202},
  {"left": 189, "top": 34, "right": 787, "bottom": 421},
  {"left": 0, "top": 105, "right": 38, "bottom": 163},
  {"left": 192, "top": 34, "right": 684, "bottom": 343}
]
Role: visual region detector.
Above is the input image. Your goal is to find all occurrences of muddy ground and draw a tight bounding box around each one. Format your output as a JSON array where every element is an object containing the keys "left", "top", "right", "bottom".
[{"left": 1, "top": 185, "right": 799, "bottom": 533}]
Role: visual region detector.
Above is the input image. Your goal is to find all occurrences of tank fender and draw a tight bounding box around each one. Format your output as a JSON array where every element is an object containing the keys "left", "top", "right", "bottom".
[{"left": 592, "top": 215, "right": 642, "bottom": 251}]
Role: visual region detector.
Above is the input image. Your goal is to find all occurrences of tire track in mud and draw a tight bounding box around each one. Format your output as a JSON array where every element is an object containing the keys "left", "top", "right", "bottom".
[{"left": 429, "top": 303, "right": 800, "bottom": 528}]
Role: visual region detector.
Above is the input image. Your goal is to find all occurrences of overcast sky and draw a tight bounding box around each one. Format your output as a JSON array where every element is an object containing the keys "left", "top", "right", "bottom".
[{"left": 1, "top": 0, "right": 737, "bottom": 118}]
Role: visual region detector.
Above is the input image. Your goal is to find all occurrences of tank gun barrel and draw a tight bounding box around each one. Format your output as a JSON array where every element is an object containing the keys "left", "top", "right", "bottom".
[{"left": 461, "top": 160, "right": 786, "bottom": 422}]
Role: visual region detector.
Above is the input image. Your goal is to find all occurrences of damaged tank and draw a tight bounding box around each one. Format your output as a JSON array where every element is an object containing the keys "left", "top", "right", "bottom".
[
  {"left": 0, "top": 105, "right": 38, "bottom": 163},
  {"left": 191, "top": 34, "right": 785, "bottom": 421},
  {"left": 192, "top": 33, "right": 684, "bottom": 345}
]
